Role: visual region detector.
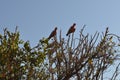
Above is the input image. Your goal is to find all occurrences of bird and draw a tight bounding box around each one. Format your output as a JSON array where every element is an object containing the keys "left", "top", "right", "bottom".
[
  {"left": 66, "top": 23, "right": 76, "bottom": 36},
  {"left": 48, "top": 27, "right": 57, "bottom": 40}
]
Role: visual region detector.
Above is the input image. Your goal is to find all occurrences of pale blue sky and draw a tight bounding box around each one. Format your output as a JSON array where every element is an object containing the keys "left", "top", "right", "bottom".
[{"left": 0, "top": 0, "right": 120, "bottom": 46}]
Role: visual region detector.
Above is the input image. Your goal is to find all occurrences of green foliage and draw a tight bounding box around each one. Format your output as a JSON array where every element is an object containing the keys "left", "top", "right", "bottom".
[{"left": 0, "top": 28, "right": 46, "bottom": 79}]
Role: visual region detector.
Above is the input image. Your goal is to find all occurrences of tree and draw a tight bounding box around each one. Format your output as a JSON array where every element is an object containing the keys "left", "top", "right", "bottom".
[
  {"left": 0, "top": 26, "right": 120, "bottom": 80},
  {"left": 0, "top": 27, "right": 46, "bottom": 80},
  {"left": 40, "top": 26, "right": 120, "bottom": 80}
]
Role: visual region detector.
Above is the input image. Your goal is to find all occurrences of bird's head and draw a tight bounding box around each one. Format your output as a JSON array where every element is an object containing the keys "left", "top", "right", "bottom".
[
  {"left": 55, "top": 27, "right": 57, "bottom": 31},
  {"left": 72, "top": 23, "right": 76, "bottom": 28},
  {"left": 73, "top": 23, "right": 76, "bottom": 26}
]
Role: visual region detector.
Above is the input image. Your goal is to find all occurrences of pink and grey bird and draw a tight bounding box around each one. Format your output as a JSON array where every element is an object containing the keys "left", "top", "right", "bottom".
[
  {"left": 48, "top": 27, "right": 57, "bottom": 40},
  {"left": 66, "top": 23, "right": 76, "bottom": 36}
]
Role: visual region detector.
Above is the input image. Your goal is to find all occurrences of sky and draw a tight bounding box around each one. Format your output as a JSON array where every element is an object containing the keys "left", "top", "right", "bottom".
[
  {"left": 0, "top": 0, "right": 120, "bottom": 46},
  {"left": 0, "top": 0, "right": 120, "bottom": 79}
]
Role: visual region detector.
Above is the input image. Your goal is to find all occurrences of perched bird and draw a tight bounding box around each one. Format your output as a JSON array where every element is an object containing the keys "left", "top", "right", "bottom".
[
  {"left": 66, "top": 23, "right": 76, "bottom": 36},
  {"left": 48, "top": 27, "right": 57, "bottom": 40}
]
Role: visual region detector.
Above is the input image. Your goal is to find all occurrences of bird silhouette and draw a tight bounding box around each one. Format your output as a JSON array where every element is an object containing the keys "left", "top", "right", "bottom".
[
  {"left": 48, "top": 27, "right": 57, "bottom": 40},
  {"left": 66, "top": 23, "right": 76, "bottom": 36}
]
